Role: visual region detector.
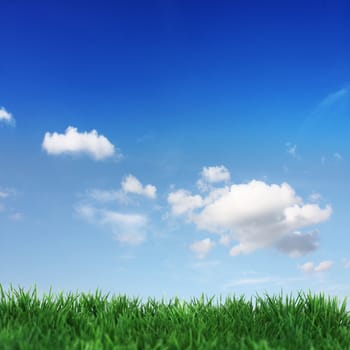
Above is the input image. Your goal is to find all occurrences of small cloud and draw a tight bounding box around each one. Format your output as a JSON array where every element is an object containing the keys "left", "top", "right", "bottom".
[
  {"left": 333, "top": 152, "right": 343, "bottom": 161},
  {"left": 75, "top": 204, "right": 148, "bottom": 245},
  {"left": 321, "top": 156, "right": 326, "bottom": 165},
  {"left": 309, "top": 192, "right": 322, "bottom": 202},
  {"left": 298, "top": 260, "right": 334, "bottom": 274},
  {"left": 101, "top": 210, "right": 147, "bottom": 244},
  {"left": 0, "top": 107, "right": 15, "bottom": 126},
  {"left": 121, "top": 175, "right": 157, "bottom": 199},
  {"left": 286, "top": 143, "right": 299, "bottom": 159},
  {"left": 190, "top": 238, "right": 215, "bottom": 259},
  {"left": 42, "top": 126, "right": 120, "bottom": 160},
  {"left": 168, "top": 189, "right": 204, "bottom": 216},
  {"left": 197, "top": 165, "right": 230, "bottom": 191}
]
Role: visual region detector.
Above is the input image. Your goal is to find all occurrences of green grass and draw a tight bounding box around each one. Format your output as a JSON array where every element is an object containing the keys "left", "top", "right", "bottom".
[{"left": 0, "top": 285, "right": 349, "bottom": 349}]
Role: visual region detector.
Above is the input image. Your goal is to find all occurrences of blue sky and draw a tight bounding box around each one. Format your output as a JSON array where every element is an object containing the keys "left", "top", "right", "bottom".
[{"left": 1, "top": 0, "right": 350, "bottom": 305}]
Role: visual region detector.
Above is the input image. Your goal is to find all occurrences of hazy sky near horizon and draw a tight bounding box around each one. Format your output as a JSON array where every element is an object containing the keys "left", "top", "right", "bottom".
[{"left": 1, "top": 0, "right": 350, "bottom": 303}]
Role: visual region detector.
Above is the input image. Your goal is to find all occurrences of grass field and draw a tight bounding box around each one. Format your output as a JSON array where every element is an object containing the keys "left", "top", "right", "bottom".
[{"left": 0, "top": 285, "right": 349, "bottom": 349}]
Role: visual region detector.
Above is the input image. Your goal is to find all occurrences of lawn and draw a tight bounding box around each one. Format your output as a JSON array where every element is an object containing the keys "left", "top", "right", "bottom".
[{"left": 0, "top": 285, "right": 349, "bottom": 349}]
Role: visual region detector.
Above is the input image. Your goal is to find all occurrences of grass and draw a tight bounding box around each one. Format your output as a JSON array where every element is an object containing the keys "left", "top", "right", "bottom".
[{"left": 0, "top": 285, "right": 349, "bottom": 349}]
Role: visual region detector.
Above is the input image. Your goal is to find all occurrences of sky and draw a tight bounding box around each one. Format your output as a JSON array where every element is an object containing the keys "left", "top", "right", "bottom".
[{"left": 1, "top": 0, "right": 350, "bottom": 306}]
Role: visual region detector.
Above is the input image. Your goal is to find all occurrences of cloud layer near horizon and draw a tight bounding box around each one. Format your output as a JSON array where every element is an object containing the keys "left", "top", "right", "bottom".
[{"left": 168, "top": 166, "right": 332, "bottom": 258}]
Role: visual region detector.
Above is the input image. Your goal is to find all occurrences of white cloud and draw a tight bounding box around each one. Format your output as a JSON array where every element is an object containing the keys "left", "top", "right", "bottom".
[
  {"left": 190, "top": 238, "right": 215, "bottom": 259},
  {"left": 0, "top": 107, "right": 15, "bottom": 125},
  {"left": 200, "top": 166, "right": 230, "bottom": 183},
  {"left": 75, "top": 204, "right": 147, "bottom": 245},
  {"left": 286, "top": 143, "right": 298, "bottom": 158},
  {"left": 42, "top": 126, "right": 118, "bottom": 160},
  {"left": 168, "top": 168, "right": 332, "bottom": 257},
  {"left": 299, "top": 260, "right": 334, "bottom": 274},
  {"left": 121, "top": 175, "right": 157, "bottom": 199},
  {"left": 168, "top": 189, "right": 204, "bottom": 216},
  {"left": 100, "top": 210, "right": 147, "bottom": 244},
  {"left": 342, "top": 258, "right": 350, "bottom": 269},
  {"left": 319, "top": 86, "right": 349, "bottom": 107},
  {"left": 87, "top": 189, "right": 129, "bottom": 204},
  {"left": 197, "top": 165, "right": 230, "bottom": 191},
  {"left": 309, "top": 192, "right": 322, "bottom": 202}
]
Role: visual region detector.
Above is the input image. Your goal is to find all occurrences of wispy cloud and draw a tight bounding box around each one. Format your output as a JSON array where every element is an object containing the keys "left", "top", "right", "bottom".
[
  {"left": 75, "top": 204, "right": 148, "bottom": 245},
  {"left": 42, "top": 126, "right": 121, "bottom": 160},
  {"left": 333, "top": 152, "right": 343, "bottom": 161},
  {"left": 319, "top": 86, "right": 349, "bottom": 108},
  {"left": 342, "top": 258, "right": 350, "bottom": 269},
  {"left": 87, "top": 189, "right": 129, "bottom": 204},
  {"left": 309, "top": 192, "right": 322, "bottom": 202},
  {"left": 224, "top": 276, "right": 305, "bottom": 289},
  {"left": 286, "top": 143, "right": 299, "bottom": 159},
  {"left": 0, "top": 107, "right": 15, "bottom": 126},
  {"left": 190, "top": 238, "right": 215, "bottom": 259}
]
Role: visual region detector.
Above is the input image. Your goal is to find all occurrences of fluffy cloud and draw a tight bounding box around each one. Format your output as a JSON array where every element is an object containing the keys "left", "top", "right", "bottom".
[
  {"left": 75, "top": 204, "right": 147, "bottom": 245},
  {"left": 197, "top": 165, "right": 230, "bottom": 191},
  {"left": 168, "top": 167, "right": 332, "bottom": 257},
  {"left": 298, "top": 260, "right": 334, "bottom": 273},
  {"left": 42, "top": 126, "right": 118, "bottom": 160},
  {"left": 168, "top": 189, "right": 203, "bottom": 216},
  {"left": 0, "top": 107, "right": 15, "bottom": 125},
  {"left": 121, "top": 175, "right": 157, "bottom": 199},
  {"left": 190, "top": 238, "right": 215, "bottom": 259}
]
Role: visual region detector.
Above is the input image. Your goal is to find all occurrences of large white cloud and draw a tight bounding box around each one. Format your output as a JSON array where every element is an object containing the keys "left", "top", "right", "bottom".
[
  {"left": 121, "top": 175, "right": 157, "bottom": 199},
  {"left": 42, "top": 126, "right": 118, "bottom": 160},
  {"left": 75, "top": 204, "right": 147, "bottom": 245},
  {"left": 168, "top": 167, "right": 332, "bottom": 257},
  {"left": 0, "top": 107, "right": 15, "bottom": 125}
]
